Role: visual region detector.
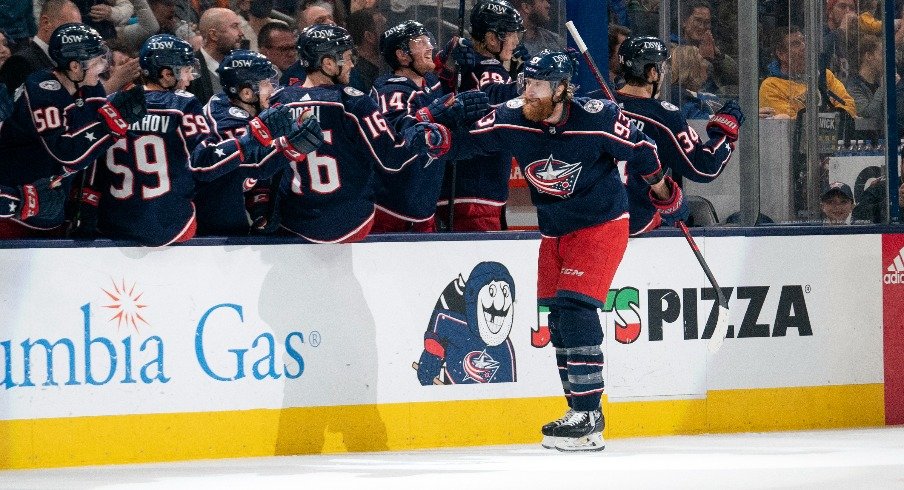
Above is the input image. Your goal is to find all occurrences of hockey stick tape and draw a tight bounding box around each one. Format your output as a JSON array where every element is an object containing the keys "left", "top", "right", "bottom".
[{"left": 565, "top": 22, "right": 587, "bottom": 53}]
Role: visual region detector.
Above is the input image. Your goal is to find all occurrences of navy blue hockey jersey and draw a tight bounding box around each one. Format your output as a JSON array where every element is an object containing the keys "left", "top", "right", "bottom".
[
  {"left": 617, "top": 93, "right": 732, "bottom": 234},
  {"left": 443, "top": 53, "right": 519, "bottom": 208},
  {"left": 370, "top": 73, "right": 448, "bottom": 222},
  {"left": 193, "top": 94, "right": 293, "bottom": 235},
  {"left": 93, "top": 89, "right": 214, "bottom": 246},
  {"left": 461, "top": 97, "right": 662, "bottom": 237},
  {"left": 269, "top": 83, "right": 421, "bottom": 242},
  {"left": 279, "top": 62, "right": 306, "bottom": 87},
  {"left": 0, "top": 70, "right": 115, "bottom": 228}
]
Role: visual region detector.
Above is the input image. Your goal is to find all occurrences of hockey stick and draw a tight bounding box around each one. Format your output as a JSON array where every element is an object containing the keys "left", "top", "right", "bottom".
[
  {"left": 565, "top": 21, "right": 731, "bottom": 353},
  {"left": 444, "top": 0, "right": 467, "bottom": 232},
  {"left": 676, "top": 221, "right": 730, "bottom": 353},
  {"left": 564, "top": 21, "right": 614, "bottom": 100}
]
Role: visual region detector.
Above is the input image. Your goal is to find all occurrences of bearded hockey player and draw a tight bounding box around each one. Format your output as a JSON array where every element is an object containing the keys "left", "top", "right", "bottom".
[
  {"left": 195, "top": 50, "right": 324, "bottom": 235},
  {"left": 371, "top": 20, "right": 490, "bottom": 232},
  {"left": 614, "top": 36, "right": 744, "bottom": 234},
  {"left": 455, "top": 50, "right": 684, "bottom": 451},
  {"left": 269, "top": 24, "right": 451, "bottom": 243}
]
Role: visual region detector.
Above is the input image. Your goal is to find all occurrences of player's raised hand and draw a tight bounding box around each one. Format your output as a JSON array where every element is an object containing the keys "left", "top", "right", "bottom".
[
  {"left": 99, "top": 84, "right": 147, "bottom": 136},
  {"left": 437, "top": 37, "right": 478, "bottom": 72},
  {"left": 707, "top": 100, "right": 744, "bottom": 142},
  {"left": 457, "top": 90, "right": 490, "bottom": 125},
  {"left": 250, "top": 104, "right": 294, "bottom": 145},
  {"left": 509, "top": 43, "right": 529, "bottom": 76},
  {"left": 415, "top": 93, "right": 463, "bottom": 126},
  {"left": 275, "top": 116, "right": 325, "bottom": 162}
]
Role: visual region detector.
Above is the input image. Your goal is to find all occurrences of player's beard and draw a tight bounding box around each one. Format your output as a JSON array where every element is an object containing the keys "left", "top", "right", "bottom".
[{"left": 522, "top": 96, "right": 555, "bottom": 122}]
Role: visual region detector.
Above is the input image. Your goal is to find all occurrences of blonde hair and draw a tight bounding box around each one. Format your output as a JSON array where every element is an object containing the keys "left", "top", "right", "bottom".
[{"left": 670, "top": 44, "right": 710, "bottom": 91}]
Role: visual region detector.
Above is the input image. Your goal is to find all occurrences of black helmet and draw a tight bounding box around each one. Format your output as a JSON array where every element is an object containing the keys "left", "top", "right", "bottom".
[
  {"left": 380, "top": 20, "right": 431, "bottom": 70},
  {"left": 296, "top": 24, "right": 354, "bottom": 70},
  {"left": 470, "top": 0, "right": 525, "bottom": 41},
  {"left": 522, "top": 50, "right": 578, "bottom": 82},
  {"left": 48, "top": 23, "right": 107, "bottom": 69},
  {"left": 139, "top": 34, "right": 199, "bottom": 83},
  {"left": 618, "top": 36, "right": 669, "bottom": 80},
  {"left": 218, "top": 50, "right": 278, "bottom": 96}
]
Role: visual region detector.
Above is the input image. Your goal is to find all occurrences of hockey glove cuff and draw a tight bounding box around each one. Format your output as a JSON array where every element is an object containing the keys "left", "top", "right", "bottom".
[
  {"left": 707, "top": 100, "right": 744, "bottom": 142},
  {"left": 17, "top": 177, "right": 67, "bottom": 221},
  {"left": 415, "top": 93, "right": 463, "bottom": 127},
  {"left": 249, "top": 105, "right": 294, "bottom": 147},
  {"left": 648, "top": 176, "right": 685, "bottom": 217}
]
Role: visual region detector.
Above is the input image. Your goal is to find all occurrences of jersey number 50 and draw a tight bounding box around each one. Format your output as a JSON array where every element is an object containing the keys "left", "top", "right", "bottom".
[{"left": 289, "top": 130, "right": 339, "bottom": 195}]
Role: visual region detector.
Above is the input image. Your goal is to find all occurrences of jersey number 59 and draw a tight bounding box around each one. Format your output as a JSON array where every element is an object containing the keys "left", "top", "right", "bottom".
[{"left": 105, "top": 135, "right": 171, "bottom": 199}]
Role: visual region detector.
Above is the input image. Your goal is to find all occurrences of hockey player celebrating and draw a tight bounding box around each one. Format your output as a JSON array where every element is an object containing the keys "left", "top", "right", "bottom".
[
  {"left": 269, "top": 24, "right": 451, "bottom": 243},
  {"left": 432, "top": 0, "right": 527, "bottom": 231},
  {"left": 615, "top": 36, "right": 744, "bottom": 234},
  {"left": 0, "top": 23, "right": 146, "bottom": 237},
  {"left": 195, "top": 50, "right": 324, "bottom": 235},
  {"left": 88, "top": 35, "right": 308, "bottom": 246},
  {"left": 455, "top": 50, "right": 684, "bottom": 451},
  {"left": 371, "top": 20, "right": 490, "bottom": 232}
]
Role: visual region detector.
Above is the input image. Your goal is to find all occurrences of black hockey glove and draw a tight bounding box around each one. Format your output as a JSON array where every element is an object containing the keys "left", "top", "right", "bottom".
[
  {"left": 509, "top": 43, "right": 529, "bottom": 77},
  {"left": 275, "top": 116, "right": 325, "bottom": 162},
  {"left": 436, "top": 37, "right": 479, "bottom": 90},
  {"left": 415, "top": 93, "right": 463, "bottom": 127},
  {"left": 18, "top": 177, "right": 67, "bottom": 222},
  {"left": 457, "top": 90, "right": 491, "bottom": 125},
  {"left": 706, "top": 100, "right": 744, "bottom": 143},
  {"left": 249, "top": 104, "right": 294, "bottom": 147},
  {"left": 99, "top": 84, "right": 147, "bottom": 137}
]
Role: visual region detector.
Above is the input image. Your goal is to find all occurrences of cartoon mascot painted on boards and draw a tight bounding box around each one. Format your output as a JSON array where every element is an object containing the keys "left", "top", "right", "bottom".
[{"left": 414, "top": 261, "right": 516, "bottom": 385}]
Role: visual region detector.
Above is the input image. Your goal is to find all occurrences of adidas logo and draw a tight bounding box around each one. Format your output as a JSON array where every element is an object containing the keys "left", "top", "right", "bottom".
[{"left": 885, "top": 247, "right": 904, "bottom": 285}]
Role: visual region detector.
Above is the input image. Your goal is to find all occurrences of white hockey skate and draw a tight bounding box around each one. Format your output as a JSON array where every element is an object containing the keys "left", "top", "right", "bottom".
[{"left": 553, "top": 410, "right": 606, "bottom": 452}]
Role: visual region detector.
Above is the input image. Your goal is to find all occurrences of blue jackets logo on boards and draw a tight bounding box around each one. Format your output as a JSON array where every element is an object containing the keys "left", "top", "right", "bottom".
[{"left": 415, "top": 262, "right": 517, "bottom": 385}]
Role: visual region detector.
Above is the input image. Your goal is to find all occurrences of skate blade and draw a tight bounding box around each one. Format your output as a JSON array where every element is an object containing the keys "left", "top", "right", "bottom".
[
  {"left": 554, "top": 433, "right": 605, "bottom": 452},
  {"left": 540, "top": 436, "right": 558, "bottom": 449}
]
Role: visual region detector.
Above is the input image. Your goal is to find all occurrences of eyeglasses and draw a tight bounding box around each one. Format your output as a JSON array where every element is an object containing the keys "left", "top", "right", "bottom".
[{"left": 271, "top": 44, "right": 296, "bottom": 52}]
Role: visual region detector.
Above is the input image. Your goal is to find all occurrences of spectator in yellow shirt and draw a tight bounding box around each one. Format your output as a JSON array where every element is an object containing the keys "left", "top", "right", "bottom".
[{"left": 759, "top": 25, "right": 857, "bottom": 118}]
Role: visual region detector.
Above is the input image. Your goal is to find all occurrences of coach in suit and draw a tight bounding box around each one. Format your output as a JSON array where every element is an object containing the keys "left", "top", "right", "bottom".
[{"left": 188, "top": 7, "right": 244, "bottom": 105}]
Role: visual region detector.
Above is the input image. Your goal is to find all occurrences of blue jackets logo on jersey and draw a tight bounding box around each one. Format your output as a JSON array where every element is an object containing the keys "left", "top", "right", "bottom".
[
  {"left": 415, "top": 262, "right": 518, "bottom": 385},
  {"left": 524, "top": 155, "right": 582, "bottom": 198}
]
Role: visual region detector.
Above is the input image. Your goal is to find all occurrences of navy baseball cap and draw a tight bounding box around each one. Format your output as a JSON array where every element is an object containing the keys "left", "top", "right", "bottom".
[{"left": 821, "top": 181, "right": 853, "bottom": 202}]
